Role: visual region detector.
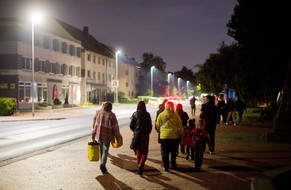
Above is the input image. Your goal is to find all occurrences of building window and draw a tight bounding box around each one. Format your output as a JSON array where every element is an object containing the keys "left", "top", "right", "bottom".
[
  {"left": 66, "top": 45, "right": 70, "bottom": 55},
  {"left": 98, "top": 72, "right": 100, "bottom": 80},
  {"left": 19, "top": 82, "right": 31, "bottom": 102},
  {"left": 98, "top": 57, "right": 101, "bottom": 64},
  {"left": 37, "top": 83, "right": 47, "bottom": 102},
  {"left": 62, "top": 42, "right": 67, "bottom": 54},
  {"left": 39, "top": 60, "right": 45, "bottom": 72},
  {"left": 48, "top": 62, "right": 53, "bottom": 73},
  {"left": 76, "top": 67, "right": 80, "bottom": 77},
  {"left": 60, "top": 64, "right": 65, "bottom": 75},
  {"left": 87, "top": 53, "right": 91, "bottom": 61},
  {"left": 93, "top": 55, "right": 96, "bottom": 63},
  {"left": 69, "top": 45, "right": 74, "bottom": 56},
  {"left": 87, "top": 70, "right": 91, "bottom": 78},
  {"left": 22, "top": 57, "right": 32, "bottom": 70},
  {"left": 68, "top": 65, "right": 72, "bottom": 76},
  {"left": 93, "top": 71, "right": 96, "bottom": 79},
  {"left": 53, "top": 39, "right": 60, "bottom": 51}
]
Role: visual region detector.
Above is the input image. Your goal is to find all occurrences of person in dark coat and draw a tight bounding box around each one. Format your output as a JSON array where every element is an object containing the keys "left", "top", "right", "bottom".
[
  {"left": 129, "top": 101, "right": 152, "bottom": 175},
  {"left": 175, "top": 103, "right": 189, "bottom": 154},
  {"left": 199, "top": 95, "right": 218, "bottom": 153},
  {"left": 235, "top": 97, "right": 247, "bottom": 125}
]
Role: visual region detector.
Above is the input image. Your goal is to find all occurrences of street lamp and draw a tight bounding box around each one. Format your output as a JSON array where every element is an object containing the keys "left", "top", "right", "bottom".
[
  {"left": 115, "top": 50, "right": 120, "bottom": 104},
  {"left": 178, "top": 78, "right": 181, "bottom": 96},
  {"left": 186, "top": 80, "right": 189, "bottom": 98},
  {"left": 31, "top": 12, "right": 41, "bottom": 117},
  {"left": 168, "top": 73, "right": 172, "bottom": 96},
  {"left": 151, "top": 66, "right": 155, "bottom": 96}
]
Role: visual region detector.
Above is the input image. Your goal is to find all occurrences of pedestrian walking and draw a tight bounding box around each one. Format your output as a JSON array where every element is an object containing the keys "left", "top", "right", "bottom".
[
  {"left": 217, "top": 97, "right": 227, "bottom": 124},
  {"left": 92, "top": 102, "right": 105, "bottom": 128},
  {"left": 235, "top": 97, "right": 247, "bottom": 125},
  {"left": 129, "top": 101, "right": 153, "bottom": 175},
  {"left": 191, "top": 119, "right": 212, "bottom": 171},
  {"left": 181, "top": 118, "right": 196, "bottom": 160},
  {"left": 175, "top": 103, "right": 189, "bottom": 154},
  {"left": 92, "top": 102, "right": 120, "bottom": 174},
  {"left": 226, "top": 98, "right": 237, "bottom": 125},
  {"left": 190, "top": 96, "right": 197, "bottom": 116},
  {"left": 155, "top": 98, "right": 168, "bottom": 143},
  {"left": 199, "top": 95, "right": 218, "bottom": 153},
  {"left": 155, "top": 101, "right": 184, "bottom": 171}
]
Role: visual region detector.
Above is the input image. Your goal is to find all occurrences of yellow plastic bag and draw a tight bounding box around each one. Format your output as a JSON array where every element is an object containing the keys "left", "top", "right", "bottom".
[
  {"left": 88, "top": 140, "right": 99, "bottom": 161},
  {"left": 111, "top": 134, "right": 123, "bottom": 148}
]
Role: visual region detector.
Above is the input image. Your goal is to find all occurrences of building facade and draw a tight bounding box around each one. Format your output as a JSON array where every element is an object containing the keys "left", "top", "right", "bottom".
[{"left": 0, "top": 17, "right": 140, "bottom": 110}]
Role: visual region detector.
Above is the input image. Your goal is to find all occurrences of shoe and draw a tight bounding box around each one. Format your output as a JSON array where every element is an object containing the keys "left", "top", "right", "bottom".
[
  {"left": 194, "top": 167, "right": 201, "bottom": 172},
  {"left": 138, "top": 165, "right": 144, "bottom": 175},
  {"left": 186, "top": 154, "right": 190, "bottom": 160},
  {"left": 164, "top": 168, "right": 169, "bottom": 172},
  {"left": 209, "top": 151, "right": 215, "bottom": 154},
  {"left": 190, "top": 157, "right": 194, "bottom": 160},
  {"left": 101, "top": 167, "right": 108, "bottom": 174},
  {"left": 171, "top": 164, "right": 177, "bottom": 170}
]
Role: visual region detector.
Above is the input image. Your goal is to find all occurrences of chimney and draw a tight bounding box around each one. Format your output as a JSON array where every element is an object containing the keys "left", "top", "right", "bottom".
[{"left": 83, "top": 26, "right": 89, "bottom": 37}]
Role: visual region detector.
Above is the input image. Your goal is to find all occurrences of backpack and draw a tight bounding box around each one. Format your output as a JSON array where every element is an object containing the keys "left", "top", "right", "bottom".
[{"left": 192, "top": 129, "right": 207, "bottom": 145}]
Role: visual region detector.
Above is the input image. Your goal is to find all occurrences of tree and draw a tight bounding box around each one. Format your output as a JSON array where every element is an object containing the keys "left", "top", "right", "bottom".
[
  {"left": 227, "top": 0, "right": 291, "bottom": 109},
  {"left": 174, "top": 66, "right": 195, "bottom": 97},
  {"left": 137, "top": 52, "right": 167, "bottom": 97}
]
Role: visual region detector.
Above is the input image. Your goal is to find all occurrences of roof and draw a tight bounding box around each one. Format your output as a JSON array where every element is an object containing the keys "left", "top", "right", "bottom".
[
  {"left": 56, "top": 19, "right": 114, "bottom": 58},
  {"left": 118, "top": 54, "right": 140, "bottom": 67}
]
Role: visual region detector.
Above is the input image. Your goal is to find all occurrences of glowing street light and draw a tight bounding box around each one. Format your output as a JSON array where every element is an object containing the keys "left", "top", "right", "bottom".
[
  {"left": 31, "top": 11, "right": 42, "bottom": 117},
  {"left": 186, "top": 80, "right": 190, "bottom": 98},
  {"left": 115, "top": 50, "right": 120, "bottom": 104},
  {"left": 151, "top": 66, "right": 155, "bottom": 96},
  {"left": 178, "top": 78, "right": 181, "bottom": 96},
  {"left": 168, "top": 73, "right": 172, "bottom": 96}
]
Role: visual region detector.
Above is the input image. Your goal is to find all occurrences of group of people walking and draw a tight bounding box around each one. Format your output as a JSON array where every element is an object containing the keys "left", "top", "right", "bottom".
[
  {"left": 217, "top": 96, "right": 247, "bottom": 125},
  {"left": 91, "top": 94, "right": 241, "bottom": 175}
]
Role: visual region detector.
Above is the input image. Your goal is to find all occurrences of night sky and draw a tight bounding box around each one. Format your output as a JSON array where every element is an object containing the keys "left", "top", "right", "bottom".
[{"left": 1, "top": 0, "right": 237, "bottom": 73}]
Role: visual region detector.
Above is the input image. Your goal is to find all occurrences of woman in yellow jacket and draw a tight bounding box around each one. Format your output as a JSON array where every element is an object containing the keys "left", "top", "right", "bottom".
[{"left": 155, "top": 101, "right": 184, "bottom": 171}]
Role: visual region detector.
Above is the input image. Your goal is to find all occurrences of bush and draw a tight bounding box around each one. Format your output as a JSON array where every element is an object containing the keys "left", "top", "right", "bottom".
[
  {"left": 0, "top": 97, "right": 17, "bottom": 116},
  {"left": 53, "top": 98, "right": 62, "bottom": 105},
  {"left": 38, "top": 102, "right": 51, "bottom": 107}
]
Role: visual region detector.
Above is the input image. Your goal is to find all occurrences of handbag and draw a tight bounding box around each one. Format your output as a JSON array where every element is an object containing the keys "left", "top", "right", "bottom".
[
  {"left": 130, "top": 135, "right": 140, "bottom": 149},
  {"left": 88, "top": 139, "right": 100, "bottom": 161},
  {"left": 111, "top": 134, "right": 123, "bottom": 148}
]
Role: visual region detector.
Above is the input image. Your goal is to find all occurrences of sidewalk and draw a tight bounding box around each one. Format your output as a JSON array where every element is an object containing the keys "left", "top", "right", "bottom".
[{"left": 0, "top": 107, "right": 291, "bottom": 190}]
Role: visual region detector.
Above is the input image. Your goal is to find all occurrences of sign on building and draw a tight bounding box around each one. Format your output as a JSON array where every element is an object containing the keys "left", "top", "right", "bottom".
[{"left": 111, "top": 80, "right": 119, "bottom": 88}]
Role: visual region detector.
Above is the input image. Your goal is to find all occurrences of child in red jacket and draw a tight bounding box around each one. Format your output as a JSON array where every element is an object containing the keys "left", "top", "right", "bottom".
[
  {"left": 191, "top": 119, "right": 212, "bottom": 171},
  {"left": 181, "top": 118, "right": 195, "bottom": 160}
]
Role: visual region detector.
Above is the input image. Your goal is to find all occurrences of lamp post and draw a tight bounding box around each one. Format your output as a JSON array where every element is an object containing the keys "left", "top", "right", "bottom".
[
  {"left": 31, "top": 12, "right": 41, "bottom": 117},
  {"left": 178, "top": 78, "right": 181, "bottom": 97},
  {"left": 115, "top": 50, "right": 120, "bottom": 104},
  {"left": 186, "top": 80, "right": 189, "bottom": 98},
  {"left": 167, "top": 73, "right": 172, "bottom": 96},
  {"left": 151, "top": 66, "right": 155, "bottom": 96}
]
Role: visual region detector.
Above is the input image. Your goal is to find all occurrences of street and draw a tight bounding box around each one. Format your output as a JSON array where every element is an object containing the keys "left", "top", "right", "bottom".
[{"left": 0, "top": 103, "right": 165, "bottom": 165}]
